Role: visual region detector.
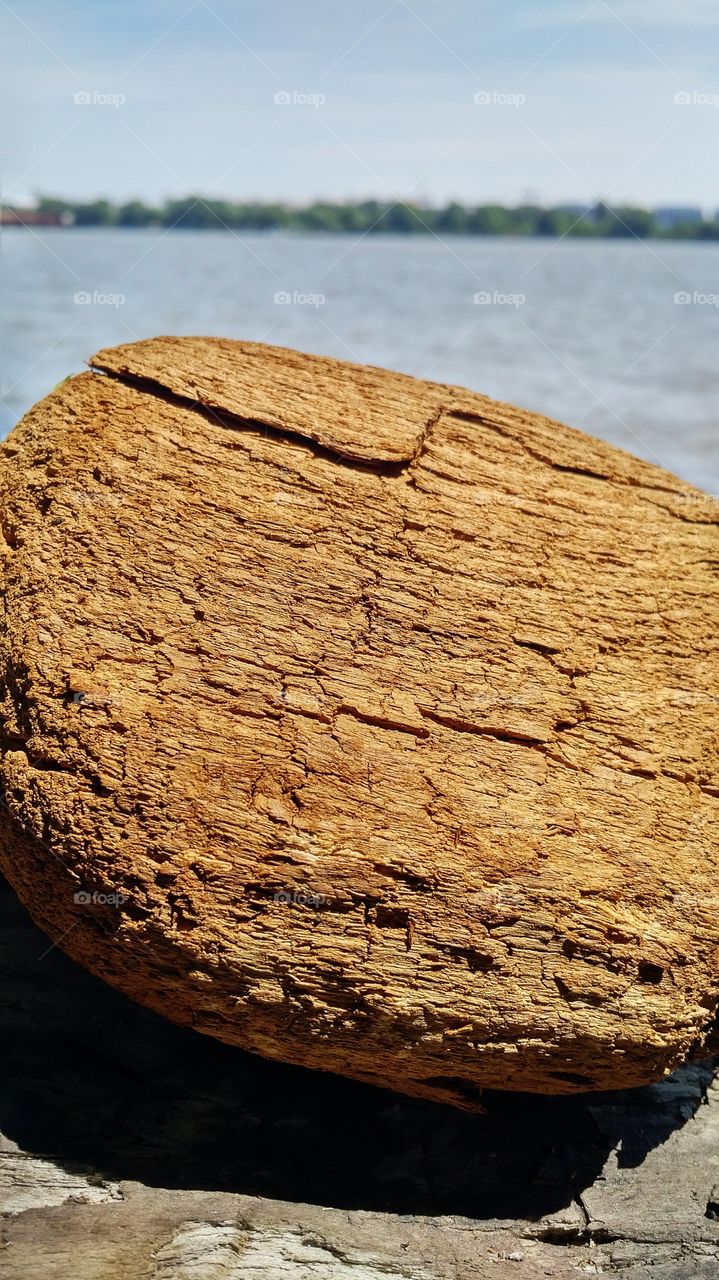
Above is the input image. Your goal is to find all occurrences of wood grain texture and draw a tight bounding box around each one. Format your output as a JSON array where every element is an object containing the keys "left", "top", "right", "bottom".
[{"left": 0, "top": 336, "right": 717, "bottom": 1107}]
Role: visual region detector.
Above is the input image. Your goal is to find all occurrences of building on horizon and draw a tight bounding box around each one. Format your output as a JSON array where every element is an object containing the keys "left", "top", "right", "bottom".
[{"left": 0, "top": 207, "right": 74, "bottom": 227}]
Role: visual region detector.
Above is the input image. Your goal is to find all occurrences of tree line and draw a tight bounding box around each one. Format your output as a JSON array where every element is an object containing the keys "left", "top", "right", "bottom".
[{"left": 30, "top": 196, "right": 719, "bottom": 238}]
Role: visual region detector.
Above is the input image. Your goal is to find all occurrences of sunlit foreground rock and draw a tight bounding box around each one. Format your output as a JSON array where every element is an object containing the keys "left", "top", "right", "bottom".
[{"left": 0, "top": 336, "right": 717, "bottom": 1108}]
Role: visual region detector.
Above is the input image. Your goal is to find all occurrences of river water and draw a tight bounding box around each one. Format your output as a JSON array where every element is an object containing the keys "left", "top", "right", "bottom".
[{"left": 2, "top": 229, "right": 717, "bottom": 490}]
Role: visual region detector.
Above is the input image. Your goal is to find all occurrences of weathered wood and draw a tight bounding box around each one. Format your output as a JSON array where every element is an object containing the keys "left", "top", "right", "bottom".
[
  {"left": 2, "top": 876, "right": 719, "bottom": 1279},
  {"left": 0, "top": 337, "right": 717, "bottom": 1107}
]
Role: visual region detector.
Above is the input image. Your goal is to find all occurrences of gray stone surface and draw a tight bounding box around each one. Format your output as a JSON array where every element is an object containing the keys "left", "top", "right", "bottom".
[{"left": 1, "top": 874, "right": 718, "bottom": 1278}]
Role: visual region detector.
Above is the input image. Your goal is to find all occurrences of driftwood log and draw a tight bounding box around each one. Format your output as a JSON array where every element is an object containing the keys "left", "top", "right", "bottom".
[{"left": 0, "top": 336, "right": 717, "bottom": 1108}]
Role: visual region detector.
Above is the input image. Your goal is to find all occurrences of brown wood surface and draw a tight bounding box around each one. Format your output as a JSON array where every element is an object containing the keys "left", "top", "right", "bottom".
[{"left": 0, "top": 337, "right": 717, "bottom": 1107}]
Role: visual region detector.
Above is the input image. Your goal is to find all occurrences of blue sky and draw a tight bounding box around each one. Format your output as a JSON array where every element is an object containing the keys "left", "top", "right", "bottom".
[{"left": 1, "top": 0, "right": 717, "bottom": 207}]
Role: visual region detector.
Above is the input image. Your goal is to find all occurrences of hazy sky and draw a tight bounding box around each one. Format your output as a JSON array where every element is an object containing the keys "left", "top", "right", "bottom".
[{"left": 2, "top": 0, "right": 716, "bottom": 207}]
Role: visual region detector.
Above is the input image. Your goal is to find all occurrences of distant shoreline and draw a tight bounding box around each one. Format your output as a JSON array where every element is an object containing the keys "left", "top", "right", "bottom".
[{"left": 3, "top": 198, "right": 718, "bottom": 240}]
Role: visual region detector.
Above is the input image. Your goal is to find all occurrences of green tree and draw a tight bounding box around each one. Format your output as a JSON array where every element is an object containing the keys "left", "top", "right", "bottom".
[
  {"left": 436, "top": 202, "right": 469, "bottom": 233},
  {"left": 470, "top": 205, "right": 512, "bottom": 235},
  {"left": 117, "top": 200, "right": 158, "bottom": 227},
  {"left": 73, "top": 199, "right": 116, "bottom": 226}
]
